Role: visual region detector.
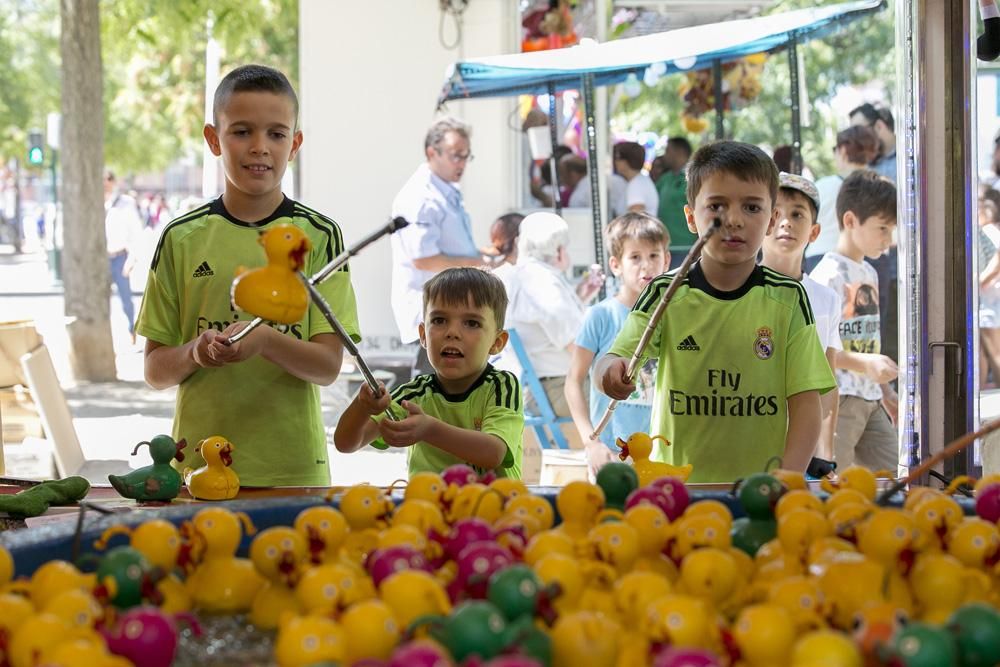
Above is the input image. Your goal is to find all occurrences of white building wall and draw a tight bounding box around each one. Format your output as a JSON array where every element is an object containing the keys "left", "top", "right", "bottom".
[{"left": 299, "top": 0, "right": 518, "bottom": 355}]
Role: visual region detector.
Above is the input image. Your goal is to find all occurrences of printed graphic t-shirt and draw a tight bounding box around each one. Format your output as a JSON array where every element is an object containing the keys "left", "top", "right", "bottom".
[
  {"left": 608, "top": 263, "right": 835, "bottom": 482},
  {"left": 809, "top": 252, "right": 883, "bottom": 401},
  {"left": 137, "top": 196, "right": 361, "bottom": 486}
]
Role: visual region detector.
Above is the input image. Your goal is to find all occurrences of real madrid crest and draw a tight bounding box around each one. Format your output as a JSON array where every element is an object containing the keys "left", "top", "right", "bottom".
[{"left": 754, "top": 326, "right": 774, "bottom": 360}]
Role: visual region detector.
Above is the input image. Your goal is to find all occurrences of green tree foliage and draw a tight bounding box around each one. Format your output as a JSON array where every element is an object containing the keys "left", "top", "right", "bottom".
[
  {"left": 101, "top": 0, "right": 298, "bottom": 174},
  {"left": 0, "top": 1, "right": 60, "bottom": 170},
  {"left": 0, "top": 0, "right": 297, "bottom": 175},
  {"left": 612, "top": 0, "right": 896, "bottom": 175}
]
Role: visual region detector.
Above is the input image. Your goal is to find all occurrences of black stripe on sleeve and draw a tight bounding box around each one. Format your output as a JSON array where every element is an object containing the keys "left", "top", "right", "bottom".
[
  {"left": 760, "top": 269, "right": 815, "bottom": 325},
  {"left": 294, "top": 204, "right": 346, "bottom": 268},
  {"left": 149, "top": 204, "right": 212, "bottom": 271},
  {"left": 392, "top": 375, "right": 433, "bottom": 403},
  {"left": 633, "top": 274, "right": 673, "bottom": 314}
]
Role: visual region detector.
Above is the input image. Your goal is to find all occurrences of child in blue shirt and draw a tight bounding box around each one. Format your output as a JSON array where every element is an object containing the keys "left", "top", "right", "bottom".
[{"left": 564, "top": 212, "right": 669, "bottom": 476}]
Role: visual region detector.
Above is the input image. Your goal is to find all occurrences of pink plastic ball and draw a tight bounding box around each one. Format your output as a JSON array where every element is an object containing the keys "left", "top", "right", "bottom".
[
  {"left": 652, "top": 646, "right": 722, "bottom": 667},
  {"left": 389, "top": 640, "right": 455, "bottom": 667},
  {"left": 442, "top": 464, "right": 480, "bottom": 488},
  {"left": 367, "top": 545, "right": 430, "bottom": 587},
  {"left": 976, "top": 483, "right": 1000, "bottom": 523},
  {"left": 649, "top": 477, "right": 691, "bottom": 519},
  {"left": 101, "top": 607, "right": 180, "bottom": 667},
  {"left": 625, "top": 486, "right": 678, "bottom": 518}
]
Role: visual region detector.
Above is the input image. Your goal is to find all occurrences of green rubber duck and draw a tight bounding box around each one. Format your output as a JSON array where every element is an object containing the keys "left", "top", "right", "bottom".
[
  {"left": 731, "top": 472, "right": 785, "bottom": 556},
  {"left": 108, "top": 434, "right": 186, "bottom": 502}
]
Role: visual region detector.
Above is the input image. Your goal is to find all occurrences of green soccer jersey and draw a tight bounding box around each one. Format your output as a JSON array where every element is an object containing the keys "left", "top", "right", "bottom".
[
  {"left": 372, "top": 365, "right": 524, "bottom": 479},
  {"left": 136, "top": 196, "right": 360, "bottom": 487},
  {"left": 608, "top": 263, "right": 835, "bottom": 483}
]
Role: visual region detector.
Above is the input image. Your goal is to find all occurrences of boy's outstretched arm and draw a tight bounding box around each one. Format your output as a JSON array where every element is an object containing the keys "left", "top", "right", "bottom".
[
  {"left": 593, "top": 353, "right": 636, "bottom": 400},
  {"left": 566, "top": 344, "right": 615, "bottom": 474},
  {"left": 378, "top": 401, "right": 507, "bottom": 470},
  {"left": 334, "top": 382, "right": 389, "bottom": 453},
  {"left": 785, "top": 390, "right": 822, "bottom": 472}
]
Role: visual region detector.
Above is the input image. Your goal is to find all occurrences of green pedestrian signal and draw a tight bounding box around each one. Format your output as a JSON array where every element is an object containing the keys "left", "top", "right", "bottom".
[{"left": 27, "top": 130, "right": 44, "bottom": 165}]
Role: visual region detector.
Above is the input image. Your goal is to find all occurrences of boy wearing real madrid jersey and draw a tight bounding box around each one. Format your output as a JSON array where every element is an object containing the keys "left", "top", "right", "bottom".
[
  {"left": 137, "top": 65, "right": 360, "bottom": 486},
  {"left": 596, "top": 141, "right": 835, "bottom": 482},
  {"left": 334, "top": 268, "right": 524, "bottom": 478}
]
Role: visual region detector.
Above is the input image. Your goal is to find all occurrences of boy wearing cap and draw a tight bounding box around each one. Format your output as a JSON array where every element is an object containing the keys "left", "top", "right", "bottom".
[{"left": 760, "top": 173, "right": 842, "bottom": 464}]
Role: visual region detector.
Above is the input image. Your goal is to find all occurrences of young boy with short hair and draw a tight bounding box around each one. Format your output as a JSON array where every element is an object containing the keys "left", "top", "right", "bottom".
[
  {"left": 596, "top": 141, "right": 835, "bottom": 482},
  {"left": 334, "top": 268, "right": 524, "bottom": 478},
  {"left": 565, "top": 212, "right": 669, "bottom": 477},
  {"left": 760, "top": 172, "right": 843, "bottom": 463},
  {"left": 810, "top": 169, "right": 900, "bottom": 472},
  {"left": 136, "top": 64, "right": 360, "bottom": 487}
]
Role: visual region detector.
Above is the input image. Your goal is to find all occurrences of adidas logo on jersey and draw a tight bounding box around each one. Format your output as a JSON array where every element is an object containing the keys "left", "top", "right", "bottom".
[
  {"left": 676, "top": 335, "right": 700, "bottom": 351},
  {"left": 192, "top": 261, "right": 214, "bottom": 278}
]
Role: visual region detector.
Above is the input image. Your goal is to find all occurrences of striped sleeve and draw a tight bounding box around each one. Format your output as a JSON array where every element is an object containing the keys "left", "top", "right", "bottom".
[{"left": 760, "top": 267, "right": 815, "bottom": 325}]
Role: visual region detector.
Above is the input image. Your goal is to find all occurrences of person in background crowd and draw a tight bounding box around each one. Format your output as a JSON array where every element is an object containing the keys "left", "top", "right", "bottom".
[
  {"left": 979, "top": 185, "right": 1000, "bottom": 388},
  {"left": 655, "top": 137, "right": 696, "bottom": 268},
  {"left": 612, "top": 141, "right": 659, "bottom": 215},
  {"left": 496, "top": 212, "right": 602, "bottom": 434},
  {"left": 850, "top": 103, "right": 897, "bottom": 182},
  {"left": 807, "top": 125, "right": 880, "bottom": 271},
  {"left": 488, "top": 212, "right": 524, "bottom": 264},
  {"left": 104, "top": 169, "right": 143, "bottom": 344},
  {"left": 391, "top": 116, "right": 492, "bottom": 376}
]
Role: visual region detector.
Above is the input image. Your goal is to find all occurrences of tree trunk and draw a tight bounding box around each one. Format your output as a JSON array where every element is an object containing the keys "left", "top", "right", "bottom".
[{"left": 60, "top": 0, "right": 116, "bottom": 381}]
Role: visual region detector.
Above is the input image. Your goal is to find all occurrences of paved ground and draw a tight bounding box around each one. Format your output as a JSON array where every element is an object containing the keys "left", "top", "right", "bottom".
[{"left": 0, "top": 243, "right": 409, "bottom": 485}]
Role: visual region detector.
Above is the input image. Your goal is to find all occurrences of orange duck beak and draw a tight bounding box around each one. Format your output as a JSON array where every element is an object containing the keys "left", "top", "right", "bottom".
[{"left": 220, "top": 443, "right": 234, "bottom": 467}]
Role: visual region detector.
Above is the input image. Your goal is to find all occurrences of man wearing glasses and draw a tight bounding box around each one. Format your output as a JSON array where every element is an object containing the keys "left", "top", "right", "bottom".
[
  {"left": 849, "top": 102, "right": 897, "bottom": 183},
  {"left": 391, "top": 117, "right": 490, "bottom": 375}
]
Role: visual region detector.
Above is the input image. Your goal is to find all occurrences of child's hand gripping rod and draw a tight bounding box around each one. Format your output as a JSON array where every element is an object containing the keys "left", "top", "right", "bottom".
[
  {"left": 591, "top": 218, "right": 722, "bottom": 440},
  {"left": 226, "top": 216, "right": 409, "bottom": 346}
]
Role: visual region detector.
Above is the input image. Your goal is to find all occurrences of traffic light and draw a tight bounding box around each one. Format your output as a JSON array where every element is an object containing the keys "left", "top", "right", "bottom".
[{"left": 27, "top": 130, "right": 44, "bottom": 166}]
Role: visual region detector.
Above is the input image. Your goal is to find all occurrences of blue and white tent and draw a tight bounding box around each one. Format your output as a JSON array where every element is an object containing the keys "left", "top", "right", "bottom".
[
  {"left": 437, "top": 0, "right": 886, "bottom": 268},
  {"left": 439, "top": 0, "right": 885, "bottom": 103}
]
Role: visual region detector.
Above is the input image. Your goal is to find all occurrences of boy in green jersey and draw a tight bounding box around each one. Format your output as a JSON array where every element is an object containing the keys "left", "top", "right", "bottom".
[
  {"left": 334, "top": 268, "right": 524, "bottom": 478},
  {"left": 596, "top": 141, "right": 835, "bottom": 482},
  {"left": 137, "top": 65, "right": 360, "bottom": 486}
]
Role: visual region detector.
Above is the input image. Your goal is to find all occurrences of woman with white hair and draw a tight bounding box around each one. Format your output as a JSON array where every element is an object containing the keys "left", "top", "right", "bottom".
[{"left": 497, "top": 212, "right": 602, "bottom": 420}]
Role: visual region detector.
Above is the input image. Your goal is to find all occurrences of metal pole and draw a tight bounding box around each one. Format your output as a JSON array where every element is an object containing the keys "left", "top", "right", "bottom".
[
  {"left": 712, "top": 60, "right": 725, "bottom": 140},
  {"left": 581, "top": 72, "right": 606, "bottom": 299},
  {"left": 788, "top": 36, "right": 803, "bottom": 175},
  {"left": 547, "top": 82, "right": 562, "bottom": 214},
  {"left": 49, "top": 149, "right": 60, "bottom": 282}
]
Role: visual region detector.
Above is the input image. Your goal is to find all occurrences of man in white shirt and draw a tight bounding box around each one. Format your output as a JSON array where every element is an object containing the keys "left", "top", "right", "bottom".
[
  {"left": 104, "top": 170, "right": 143, "bottom": 343},
  {"left": 391, "top": 117, "right": 489, "bottom": 374}
]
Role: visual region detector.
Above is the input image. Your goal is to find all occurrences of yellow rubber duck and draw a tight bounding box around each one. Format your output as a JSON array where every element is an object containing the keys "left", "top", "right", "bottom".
[
  {"left": 184, "top": 507, "right": 264, "bottom": 613},
  {"left": 615, "top": 432, "right": 693, "bottom": 485},
  {"left": 183, "top": 436, "right": 240, "bottom": 501},
  {"left": 231, "top": 224, "right": 311, "bottom": 324}
]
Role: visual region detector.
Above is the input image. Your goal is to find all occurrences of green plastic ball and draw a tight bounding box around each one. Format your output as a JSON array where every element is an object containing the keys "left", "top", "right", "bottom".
[
  {"left": 595, "top": 462, "right": 639, "bottom": 511},
  {"left": 884, "top": 622, "right": 958, "bottom": 667},
  {"left": 438, "top": 601, "right": 508, "bottom": 662},
  {"left": 96, "top": 545, "right": 152, "bottom": 609},
  {"left": 947, "top": 603, "right": 1000, "bottom": 667},
  {"left": 731, "top": 516, "right": 777, "bottom": 557},
  {"left": 737, "top": 472, "right": 785, "bottom": 520},
  {"left": 488, "top": 565, "right": 542, "bottom": 621}
]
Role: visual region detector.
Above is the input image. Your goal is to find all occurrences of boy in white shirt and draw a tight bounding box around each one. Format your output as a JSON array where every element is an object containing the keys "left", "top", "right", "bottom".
[
  {"left": 760, "top": 173, "right": 842, "bottom": 465},
  {"left": 810, "top": 170, "right": 899, "bottom": 472}
]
